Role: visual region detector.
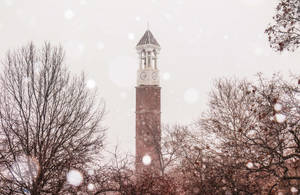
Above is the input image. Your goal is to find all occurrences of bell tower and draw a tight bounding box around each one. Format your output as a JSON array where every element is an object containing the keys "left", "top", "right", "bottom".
[{"left": 135, "top": 29, "right": 161, "bottom": 174}]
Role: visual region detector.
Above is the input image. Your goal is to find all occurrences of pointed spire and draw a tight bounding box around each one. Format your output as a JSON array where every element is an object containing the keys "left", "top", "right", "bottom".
[{"left": 136, "top": 29, "right": 160, "bottom": 47}]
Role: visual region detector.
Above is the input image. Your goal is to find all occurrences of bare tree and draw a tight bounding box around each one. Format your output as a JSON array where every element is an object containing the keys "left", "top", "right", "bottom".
[
  {"left": 0, "top": 43, "right": 105, "bottom": 194},
  {"left": 197, "top": 74, "right": 300, "bottom": 193},
  {"left": 143, "top": 120, "right": 189, "bottom": 176},
  {"left": 265, "top": 0, "right": 300, "bottom": 51}
]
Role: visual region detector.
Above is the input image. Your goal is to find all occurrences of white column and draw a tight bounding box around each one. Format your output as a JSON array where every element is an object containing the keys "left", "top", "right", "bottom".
[
  {"left": 154, "top": 53, "right": 157, "bottom": 69},
  {"left": 142, "top": 51, "right": 146, "bottom": 69},
  {"left": 139, "top": 52, "right": 142, "bottom": 69},
  {"left": 147, "top": 51, "right": 151, "bottom": 68}
]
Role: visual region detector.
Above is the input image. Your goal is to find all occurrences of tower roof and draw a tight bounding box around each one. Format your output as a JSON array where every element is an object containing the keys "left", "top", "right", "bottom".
[{"left": 136, "top": 30, "right": 160, "bottom": 47}]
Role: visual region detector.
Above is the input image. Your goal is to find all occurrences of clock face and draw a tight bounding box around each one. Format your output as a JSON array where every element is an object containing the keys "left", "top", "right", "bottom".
[
  {"left": 140, "top": 72, "right": 147, "bottom": 80},
  {"left": 152, "top": 72, "right": 158, "bottom": 80}
]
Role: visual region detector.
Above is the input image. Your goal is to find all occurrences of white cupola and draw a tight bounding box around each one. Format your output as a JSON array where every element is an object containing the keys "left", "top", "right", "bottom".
[{"left": 136, "top": 29, "right": 161, "bottom": 86}]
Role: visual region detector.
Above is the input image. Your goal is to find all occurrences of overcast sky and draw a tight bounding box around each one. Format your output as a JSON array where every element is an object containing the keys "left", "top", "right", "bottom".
[{"left": 0, "top": 0, "right": 299, "bottom": 155}]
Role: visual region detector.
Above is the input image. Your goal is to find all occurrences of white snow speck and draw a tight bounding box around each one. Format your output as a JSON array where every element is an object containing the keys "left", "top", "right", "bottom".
[
  {"left": 64, "top": 9, "right": 75, "bottom": 20},
  {"left": 291, "top": 187, "right": 298, "bottom": 193},
  {"left": 80, "top": 0, "right": 87, "bottom": 5},
  {"left": 247, "top": 129, "right": 256, "bottom": 138},
  {"left": 184, "top": 88, "right": 199, "bottom": 104},
  {"left": 128, "top": 33, "right": 135, "bottom": 40},
  {"left": 223, "top": 35, "right": 229, "bottom": 40},
  {"left": 142, "top": 155, "right": 151, "bottom": 166},
  {"left": 275, "top": 113, "right": 286, "bottom": 123},
  {"left": 34, "top": 61, "right": 43, "bottom": 73},
  {"left": 164, "top": 13, "right": 172, "bottom": 21},
  {"left": 4, "top": 0, "right": 13, "bottom": 7},
  {"left": 88, "top": 183, "right": 95, "bottom": 191},
  {"left": 97, "top": 41, "right": 105, "bottom": 50},
  {"left": 87, "top": 169, "right": 94, "bottom": 175},
  {"left": 135, "top": 16, "right": 141, "bottom": 22},
  {"left": 246, "top": 162, "right": 253, "bottom": 169},
  {"left": 274, "top": 103, "right": 282, "bottom": 112},
  {"left": 177, "top": 25, "right": 184, "bottom": 33},
  {"left": 162, "top": 72, "right": 171, "bottom": 81},
  {"left": 67, "top": 169, "right": 83, "bottom": 186},
  {"left": 77, "top": 43, "right": 85, "bottom": 53},
  {"left": 86, "top": 79, "right": 96, "bottom": 89}
]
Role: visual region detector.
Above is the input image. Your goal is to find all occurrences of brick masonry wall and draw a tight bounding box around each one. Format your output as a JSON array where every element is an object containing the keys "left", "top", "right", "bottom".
[{"left": 135, "top": 85, "right": 161, "bottom": 173}]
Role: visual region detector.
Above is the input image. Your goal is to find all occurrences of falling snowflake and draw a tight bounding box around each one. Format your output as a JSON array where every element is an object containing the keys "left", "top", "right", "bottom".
[
  {"left": 246, "top": 162, "right": 253, "bottom": 169},
  {"left": 64, "top": 9, "right": 75, "bottom": 20},
  {"left": 128, "top": 33, "right": 135, "bottom": 40},
  {"left": 66, "top": 169, "right": 83, "bottom": 186},
  {"left": 142, "top": 155, "right": 151, "bottom": 166},
  {"left": 247, "top": 129, "right": 256, "bottom": 138},
  {"left": 4, "top": 0, "right": 13, "bottom": 7},
  {"left": 87, "top": 183, "right": 95, "bottom": 191},
  {"left": 291, "top": 187, "right": 298, "bottom": 193},
  {"left": 164, "top": 13, "right": 172, "bottom": 21},
  {"left": 87, "top": 169, "right": 94, "bottom": 175},
  {"left": 35, "top": 61, "right": 43, "bottom": 72},
  {"left": 275, "top": 113, "right": 286, "bottom": 123},
  {"left": 162, "top": 72, "right": 171, "bottom": 81},
  {"left": 97, "top": 41, "right": 105, "bottom": 50},
  {"left": 80, "top": 0, "right": 87, "bottom": 5},
  {"left": 135, "top": 16, "right": 141, "bottom": 22},
  {"left": 177, "top": 25, "right": 184, "bottom": 33},
  {"left": 223, "top": 35, "right": 229, "bottom": 40},
  {"left": 274, "top": 103, "right": 282, "bottom": 112},
  {"left": 86, "top": 79, "right": 96, "bottom": 89},
  {"left": 77, "top": 43, "right": 85, "bottom": 53},
  {"left": 184, "top": 88, "right": 199, "bottom": 104}
]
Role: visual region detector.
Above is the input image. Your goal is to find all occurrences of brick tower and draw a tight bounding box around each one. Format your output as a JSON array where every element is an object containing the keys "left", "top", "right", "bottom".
[{"left": 135, "top": 29, "right": 161, "bottom": 174}]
